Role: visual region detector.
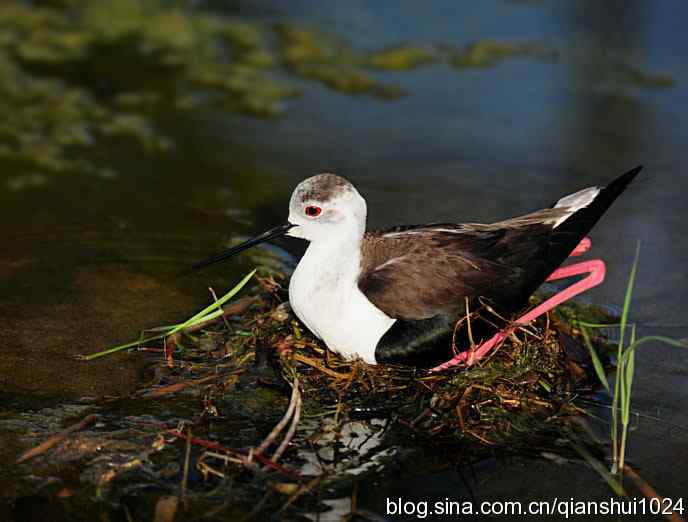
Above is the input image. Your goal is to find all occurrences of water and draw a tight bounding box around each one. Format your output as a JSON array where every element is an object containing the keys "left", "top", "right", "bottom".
[{"left": 1, "top": 0, "right": 687, "bottom": 518}]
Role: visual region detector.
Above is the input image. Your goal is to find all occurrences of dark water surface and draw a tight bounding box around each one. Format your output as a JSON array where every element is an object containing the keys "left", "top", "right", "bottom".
[{"left": 2, "top": 0, "right": 687, "bottom": 517}]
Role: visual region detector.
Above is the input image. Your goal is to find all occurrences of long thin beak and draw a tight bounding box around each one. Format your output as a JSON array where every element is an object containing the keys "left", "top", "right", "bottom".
[{"left": 192, "top": 222, "right": 295, "bottom": 270}]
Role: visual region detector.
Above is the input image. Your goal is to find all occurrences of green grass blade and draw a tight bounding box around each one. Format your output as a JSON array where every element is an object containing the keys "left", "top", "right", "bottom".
[
  {"left": 577, "top": 244, "right": 686, "bottom": 475},
  {"left": 141, "top": 309, "right": 229, "bottom": 333},
  {"left": 82, "top": 269, "right": 256, "bottom": 361},
  {"left": 167, "top": 308, "right": 226, "bottom": 331},
  {"left": 612, "top": 241, "right": 640, "bottom": 470},
  {"left": 578, "top": 324, "right": 610, "bottom": 392},
  {"left": 576, "top": 321, "right": 618, "bottom": 328},
  {"left": 618, "top": 242, "right": 640, "bottom": 352},
  {"left": 621, "top": 335, "right": 688, "bottom": 363},
  {"left": 165, "top": 269, "right": 256, "bottom": 336},
  {"left": 622, "top": 324, "right": 636, "bottom": 426},
  {"left": 83, "top": 332, "right": 168, "bottom": 361},
  {"left": 145, "top": 324, "right": 185, "bottom": 332},
  {"left": 576, "top": 321, "right": 632, "bottom": 329}
]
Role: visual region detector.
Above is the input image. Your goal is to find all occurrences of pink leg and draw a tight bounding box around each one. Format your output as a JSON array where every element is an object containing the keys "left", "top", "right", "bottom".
[
  {"left": 430, "top": 238, "right": 603, "bottom": 372},
  {"left": 570, "top": 237, "right": 591, "bottom": 256}
]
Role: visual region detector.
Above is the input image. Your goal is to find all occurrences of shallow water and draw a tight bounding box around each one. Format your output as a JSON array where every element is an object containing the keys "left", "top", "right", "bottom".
[{"left": 2, "top": 0, "right": 687, "bottom": 518}]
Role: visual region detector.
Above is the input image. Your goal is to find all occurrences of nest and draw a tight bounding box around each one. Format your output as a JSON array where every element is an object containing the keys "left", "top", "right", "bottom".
[
  {"left": 152, "top": 272, "right": 613, "bottom": 480},
  {"left": 244, "top": 274, "right": 605, "bottom": 435}
]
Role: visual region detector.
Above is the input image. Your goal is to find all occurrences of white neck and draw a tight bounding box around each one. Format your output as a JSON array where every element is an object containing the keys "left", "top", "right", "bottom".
[
  {"left": 288, "top": 229, "right": 395, "bottom": 363},
  {"left": 290, "top": 231, "right": 363, "bottom": 334}
]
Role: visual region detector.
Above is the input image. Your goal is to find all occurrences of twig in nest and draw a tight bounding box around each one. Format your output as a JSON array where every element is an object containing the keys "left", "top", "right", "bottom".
[
  {"left": 278, "top": 476, "right": 322, "bottom": 514},
  {"left": 172, "top": 379, "right": 304, "bottom": 481},
  {"left": 181, "top": 425, "right": 192, "bottom": 511},
  {"left": 256, "top": 274, "right": 283, "bottom": 294},
  {"left": 209, "top": 286, "right": 232, "bottom": 330},
  {"left": 256, "top": 378, "right": 300, "bottom": 456},
  {"left": 479, "top": 299, "right": 510, "bottom": 326},
  {"left": 450, "top": 312, "right": 472, "bottom": 359},
  {"left": 141, "top": 372, "right": 227, "bottom": 399},
  {"left": 167, "top": 430, "right": 302, "bottom": 480},
  {"left": 466, "top": 429, "right": 495, "bottom": 445},
  {"left": 456, "top": 384, "right": 483, "bottom": 433},
  {"left": 270, "top": 390, "right": 301, "bottom": 464},
  {"left": 16, "top": 414, "right": 100, "bottom": 463},
  {"left": 291, "top": 353, "right": 354, "bottom": 380},
  {"left": 465, "top": 297, "right": 475, "bottom": 347},
  {"left": 254, "top": 378, "right": 302, "bottom": 469},
  {"left": 164, "top": 335, "right": 177, "bottom": 366},
  {"left": 456, "top": 404, "right": 466, "bottom": 432},
  {"left": 97, "top": 458, "right": 144, "bottom": 496}
]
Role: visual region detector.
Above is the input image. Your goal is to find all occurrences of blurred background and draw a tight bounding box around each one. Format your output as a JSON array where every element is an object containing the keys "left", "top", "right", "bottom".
[{"left": 1, "top": 0, "right": 686, "bottom": 516}]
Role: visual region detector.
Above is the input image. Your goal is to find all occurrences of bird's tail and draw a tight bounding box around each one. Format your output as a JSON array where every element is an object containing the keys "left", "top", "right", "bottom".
[{"left": 546, "top": 164, "right": 642, "bottom": 271}]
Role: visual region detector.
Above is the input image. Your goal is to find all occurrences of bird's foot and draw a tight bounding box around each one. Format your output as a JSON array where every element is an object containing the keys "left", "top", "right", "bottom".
[{"left": 430, "top": 238, "right": 604, "bottom": 373}]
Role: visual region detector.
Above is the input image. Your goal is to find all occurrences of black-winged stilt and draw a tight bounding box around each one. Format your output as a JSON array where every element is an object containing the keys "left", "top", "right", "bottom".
[{"left": 194, "top": 166, "right": 641, "bottom": 371}]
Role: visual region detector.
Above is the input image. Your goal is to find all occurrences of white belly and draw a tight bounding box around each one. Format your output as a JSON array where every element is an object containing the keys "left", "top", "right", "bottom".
[{"left": 288, "top": 241, "right": 395, "bottom": 364}]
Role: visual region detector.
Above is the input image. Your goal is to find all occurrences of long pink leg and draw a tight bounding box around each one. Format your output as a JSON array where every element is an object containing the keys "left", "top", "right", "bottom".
[
  {"left": 569, "top": 236, "right": 591, "bottom": 256},
  {"left": 430, "top": 238, "right": 602, "bottom": 372}
]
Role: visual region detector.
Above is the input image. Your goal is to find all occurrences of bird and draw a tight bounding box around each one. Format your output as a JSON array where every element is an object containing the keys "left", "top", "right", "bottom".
[{"left": 193, "top": 165, "right": 641, "bottom": 371}]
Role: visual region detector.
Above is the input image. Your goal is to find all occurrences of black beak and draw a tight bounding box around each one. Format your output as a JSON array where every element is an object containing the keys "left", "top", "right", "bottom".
[{"left": 192, "top": 222, "right": 295, "bottom": 270}]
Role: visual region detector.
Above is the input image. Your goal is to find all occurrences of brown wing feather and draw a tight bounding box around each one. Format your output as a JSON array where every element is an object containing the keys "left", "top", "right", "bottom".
[
  {"left": 359, "top": 227, "right": 511, "bottom": 320},
  {"left": 358, "top": 218, "right": 562, "bottom": 321}
]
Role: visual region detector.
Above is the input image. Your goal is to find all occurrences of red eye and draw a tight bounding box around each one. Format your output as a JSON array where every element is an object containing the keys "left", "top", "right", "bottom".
[{"left": 305, "top": 205, "right": 322, "bottom": 217}]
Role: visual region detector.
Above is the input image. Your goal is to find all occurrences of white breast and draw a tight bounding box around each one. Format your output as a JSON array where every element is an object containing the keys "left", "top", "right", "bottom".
[{"left": 288, "top": 237, "right": 395, "bottom": 364}]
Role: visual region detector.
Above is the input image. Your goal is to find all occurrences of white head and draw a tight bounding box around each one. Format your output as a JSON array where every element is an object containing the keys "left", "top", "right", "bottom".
[{"left": 286, "top": 173, "right": 367, "bottom": 242}]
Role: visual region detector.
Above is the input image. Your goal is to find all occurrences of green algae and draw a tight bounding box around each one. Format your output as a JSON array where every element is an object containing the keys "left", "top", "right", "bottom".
[
  {"left": 0, "top": 3, "right": 415, "bottom": 178},
  {"left": 221, "top": 19, "right": 265, "bottom": 50},
  {"left": 451, "top": 39, "right": 558, "bottom": 68},
  {"left": 276, "top": 22, "right": 406, "bottom": 98},
  {"left": 277, "top": 23, "right": 334, "bottom": 66},
  {"left": 368, "top": 45, "right": 437, "bottom": 70},
  {"left": 0, "top": 2, "right": 672, "bottom": 184},
  {"left": 574, "top": 50, "right": 676, "bottom": 93},
  {"left": 616, "top": 62, "right": 675, "bottom": 89},
  {"left": 0, "top": 55, "right": 102, "bottom": 175}
]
